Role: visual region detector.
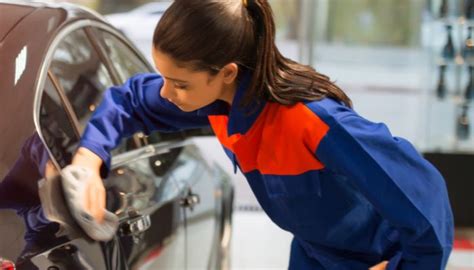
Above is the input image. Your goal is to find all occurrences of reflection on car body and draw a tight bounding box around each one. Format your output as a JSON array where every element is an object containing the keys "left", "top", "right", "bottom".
[{"left": 0, "top": 1, "right": 233, "bottom": 270}]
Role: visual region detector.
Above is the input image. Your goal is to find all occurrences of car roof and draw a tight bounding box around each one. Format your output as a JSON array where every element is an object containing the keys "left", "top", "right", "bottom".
[{"left": 0, "top": 1, "right": 107, "bottom": 179}]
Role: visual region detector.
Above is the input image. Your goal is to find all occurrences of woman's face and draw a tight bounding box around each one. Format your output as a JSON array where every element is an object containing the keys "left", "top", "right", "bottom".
[{"left": 152, "top": 48, "right": 238, "bottom": 112}]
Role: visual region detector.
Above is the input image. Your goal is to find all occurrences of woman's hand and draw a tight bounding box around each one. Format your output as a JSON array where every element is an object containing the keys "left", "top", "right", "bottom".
[
  {"left": 71, "top": 147, "right": 106, "bottom": 223},
  {"left": 369, "top": 261, "right": 388, "bottom": 270}
]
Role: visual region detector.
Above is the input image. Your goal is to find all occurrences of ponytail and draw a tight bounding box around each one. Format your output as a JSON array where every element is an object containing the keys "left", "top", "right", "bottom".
[
  {"left": 242, "top": 0, "right": 352, "bottom": 108},
  {"left": 153, "top": 0, "right": 352, "bottom": 108}
]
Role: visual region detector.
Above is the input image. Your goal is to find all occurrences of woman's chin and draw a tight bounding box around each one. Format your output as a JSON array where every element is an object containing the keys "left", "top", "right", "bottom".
[{"left": 176, "top": 104, "right": 193, "bottom": 112}]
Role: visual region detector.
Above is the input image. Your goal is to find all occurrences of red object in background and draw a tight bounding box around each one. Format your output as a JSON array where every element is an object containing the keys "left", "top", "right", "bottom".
[
  {"left": 144, "top": 245, "right": 164, "bottom": 264},
  {"left": 0, "top": 258, "right": 15, "bottom": 270},
  {"left": 454, "top": 238, "right": 474, "bottom": 250}
]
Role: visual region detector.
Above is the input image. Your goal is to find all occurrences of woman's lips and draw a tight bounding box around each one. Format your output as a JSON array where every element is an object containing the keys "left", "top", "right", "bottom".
[
  {"left": 167, "top": 98, "right": 176, "bottom": 104},
  {"left": 167, "top": 99, "right": 182, "bottom": 107}
]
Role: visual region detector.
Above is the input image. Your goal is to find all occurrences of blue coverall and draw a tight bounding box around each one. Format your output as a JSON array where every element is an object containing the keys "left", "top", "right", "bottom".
[{"left": 79, "top": 70, "right": 454, "bottom": 269}]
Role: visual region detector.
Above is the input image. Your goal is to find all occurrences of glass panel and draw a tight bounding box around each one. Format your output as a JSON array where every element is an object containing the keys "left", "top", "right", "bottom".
[
  {"left": 269, "top": 0, "right": 302, "bottom": 60},
  {"left": 50, "top": 28, "right": 114, "bottom": 131},
  {"left": 324, "top": 0, "right": 422, "bottom": 48},
  {"left": 49, "top": 28, "right": 131, "bottom": 155},
  {"left": 96, "top": 30, "right": 151, "bottom": 82},
  {"left": 39, "top": 78, "right": 78, "bottom": 168},
  {"left": 304, "top": 0, "right": 427, "bottom": 66}
]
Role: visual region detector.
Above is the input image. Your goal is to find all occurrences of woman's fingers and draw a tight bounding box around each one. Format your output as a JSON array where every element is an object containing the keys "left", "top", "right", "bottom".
[
  {"left": 71, "top": 147, "right": 106, "bottom": 223},
  {"left": 369, "top": 261, "right": 388, "bottom": 270},
  {"left": 90, "top": 179, "right": 105, "bottom": 223},
  {"left": 84, "top": 178, "right": 91, "bottom": 216},
  {"left": 97, "top": 183, "right": 106, "bottom": 223},
  {"left": 90, "top": 180, "right": 98, "bottom": 219},
  {"left": 83, "top": 174, "right": 105, "bottom": 224}
]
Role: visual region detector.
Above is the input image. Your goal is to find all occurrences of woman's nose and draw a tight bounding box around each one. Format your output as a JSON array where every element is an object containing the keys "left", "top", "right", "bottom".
[{"left": 160, "top": 80, "right": 176, "bottom": 100}]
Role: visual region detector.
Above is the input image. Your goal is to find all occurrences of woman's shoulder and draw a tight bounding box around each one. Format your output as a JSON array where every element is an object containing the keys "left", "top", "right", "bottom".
[
  {"left": 302, "top": 97, "right": 356, "bottom": 126},
  {"left": 302, "top": 98, "right": 395, "bottom": 139},
  {"left": 263, "top": 97, "right": 357, "bottom": 130}
]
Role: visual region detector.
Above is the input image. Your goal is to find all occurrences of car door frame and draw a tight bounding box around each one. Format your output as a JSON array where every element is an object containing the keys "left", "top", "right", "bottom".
[
  {"left": 31, "top": 18, "right": 191, "bottom": 269},
  {"left": 33, "top": 20, "right": 111, "bottom": 166}
]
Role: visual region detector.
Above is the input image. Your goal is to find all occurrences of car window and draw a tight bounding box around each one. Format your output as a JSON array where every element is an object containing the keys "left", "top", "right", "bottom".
[
  {"left": 49, "top": 27, "right": 129, "bottom": 156},
  {"left": 49, "top": 28, "right": 114, "bottom": 132},
  {"left": 39, "top": 77, "right": 79, "bottom": 168},
  {"left": 95, "top": 30, "right": 151, "bottom": 82}
]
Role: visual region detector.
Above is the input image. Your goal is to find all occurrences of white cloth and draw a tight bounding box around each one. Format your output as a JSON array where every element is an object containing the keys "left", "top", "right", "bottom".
[{"left": 60, "top": 165, "right": 119, "bottom": 242}]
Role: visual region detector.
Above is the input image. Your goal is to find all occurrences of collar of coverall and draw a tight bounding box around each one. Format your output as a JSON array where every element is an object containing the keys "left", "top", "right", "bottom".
[{"left": 225, "top": 69, "right": 267, "bottom": 136}]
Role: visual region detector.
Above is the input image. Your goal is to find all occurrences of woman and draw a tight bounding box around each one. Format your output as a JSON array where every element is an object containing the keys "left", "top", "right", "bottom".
[{"left": 71, "top": 0, "right": 454, "bottom": 269}]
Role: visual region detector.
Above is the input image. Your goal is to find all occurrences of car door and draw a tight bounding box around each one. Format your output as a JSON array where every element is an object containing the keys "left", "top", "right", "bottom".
[
  {"left": 163, "top": 143, "right": 221, "bottom": 269},
  {"left": 36, "top": 73, "right": 110, "bottom": 270},
  {"left": 91, "top": 27, "right": 222, "bottom": 269},
  {"left": 40, "top": 22, "right": 187, "bottom": 270},
  {"left": 86, "top": 25, "right": 190, "bottom": 269}
]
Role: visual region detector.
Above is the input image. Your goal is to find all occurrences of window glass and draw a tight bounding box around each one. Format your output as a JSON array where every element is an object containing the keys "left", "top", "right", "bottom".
[
  {"left": 96, "top": 30, "right": 151, "bottom": 82},
  {"left": 269, "top": 0, "right": 302, "bottom": 40},
  {"left": 324, "top": 0, "right": 423, "bottom": 48},
  {"left": 49, "top": 28, "right": 129, "bottom": 155},
  {"left": 39, "top": 78, "right": 78, "bottom": 168},
  {"left": 50, "top": 28, "right": 114, "bottom": 131}
]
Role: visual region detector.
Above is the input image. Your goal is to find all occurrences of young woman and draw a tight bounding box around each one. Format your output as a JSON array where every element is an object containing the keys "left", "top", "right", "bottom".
[{"left": 71, "top": 0, "right": 454, "bottom": 269}]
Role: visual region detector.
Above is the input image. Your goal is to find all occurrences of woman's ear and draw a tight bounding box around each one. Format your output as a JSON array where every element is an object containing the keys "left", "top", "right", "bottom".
[{"left": 220, "top": 63, "right": 239, "bottom": 84}]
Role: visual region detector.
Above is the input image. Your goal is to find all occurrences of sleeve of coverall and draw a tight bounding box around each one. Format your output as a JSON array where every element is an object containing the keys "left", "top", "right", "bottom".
[
  {"left": 314, "top": 109, "right": 454, "bottom": 270},
  {"left": 78, "top": 73, "right": 226, "bottom": 169}
]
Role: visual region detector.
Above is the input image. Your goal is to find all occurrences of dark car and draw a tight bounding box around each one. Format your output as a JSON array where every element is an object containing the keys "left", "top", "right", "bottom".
[{"left": 0, "top": 1, "right": 233, "bottom": 269}]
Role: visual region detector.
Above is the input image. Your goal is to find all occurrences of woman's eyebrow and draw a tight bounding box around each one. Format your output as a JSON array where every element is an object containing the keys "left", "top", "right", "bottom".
[
  {"left": 154, "top": 66, "right": 189, "bottom": 83},
  {"left": 163, "top": 76, "right": 189, "bottom": 83}
]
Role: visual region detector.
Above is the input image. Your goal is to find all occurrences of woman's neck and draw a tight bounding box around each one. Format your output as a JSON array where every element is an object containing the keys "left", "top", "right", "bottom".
[{"left": 219, "top": 80, "right": 238, "bottom": 106}]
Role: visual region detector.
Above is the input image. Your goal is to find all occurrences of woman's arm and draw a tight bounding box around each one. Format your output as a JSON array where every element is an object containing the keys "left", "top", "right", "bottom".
[
  {"left": 72, "top": 73, "right": 226, "bottom": 222},
  {"left": 310, "top": 103, "right": 454, "bottom": 270},
  {"left": 370, "top": 261, "right": 388, "bottom": 270},
  {"left": 78, "top": 73, "right": 225, "bottom": 170}
]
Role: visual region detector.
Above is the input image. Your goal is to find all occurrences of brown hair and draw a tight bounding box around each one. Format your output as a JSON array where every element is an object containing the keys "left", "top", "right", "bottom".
[{"left": 153, "top": 0, "right": 352, "bottom": 108}]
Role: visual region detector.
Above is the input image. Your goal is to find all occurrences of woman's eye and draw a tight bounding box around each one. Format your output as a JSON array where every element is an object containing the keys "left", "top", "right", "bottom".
[{"left": 175, "top": 84, "right": 188, "bottom": 90}]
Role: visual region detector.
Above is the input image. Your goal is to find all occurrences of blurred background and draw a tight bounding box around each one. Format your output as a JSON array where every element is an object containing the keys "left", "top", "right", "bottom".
[
  {"left": 15, "top": 0, "right": 474, "bottom": 268},
  {"left": 47, "top": 0, "right": 454, "bottom": 151}
]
